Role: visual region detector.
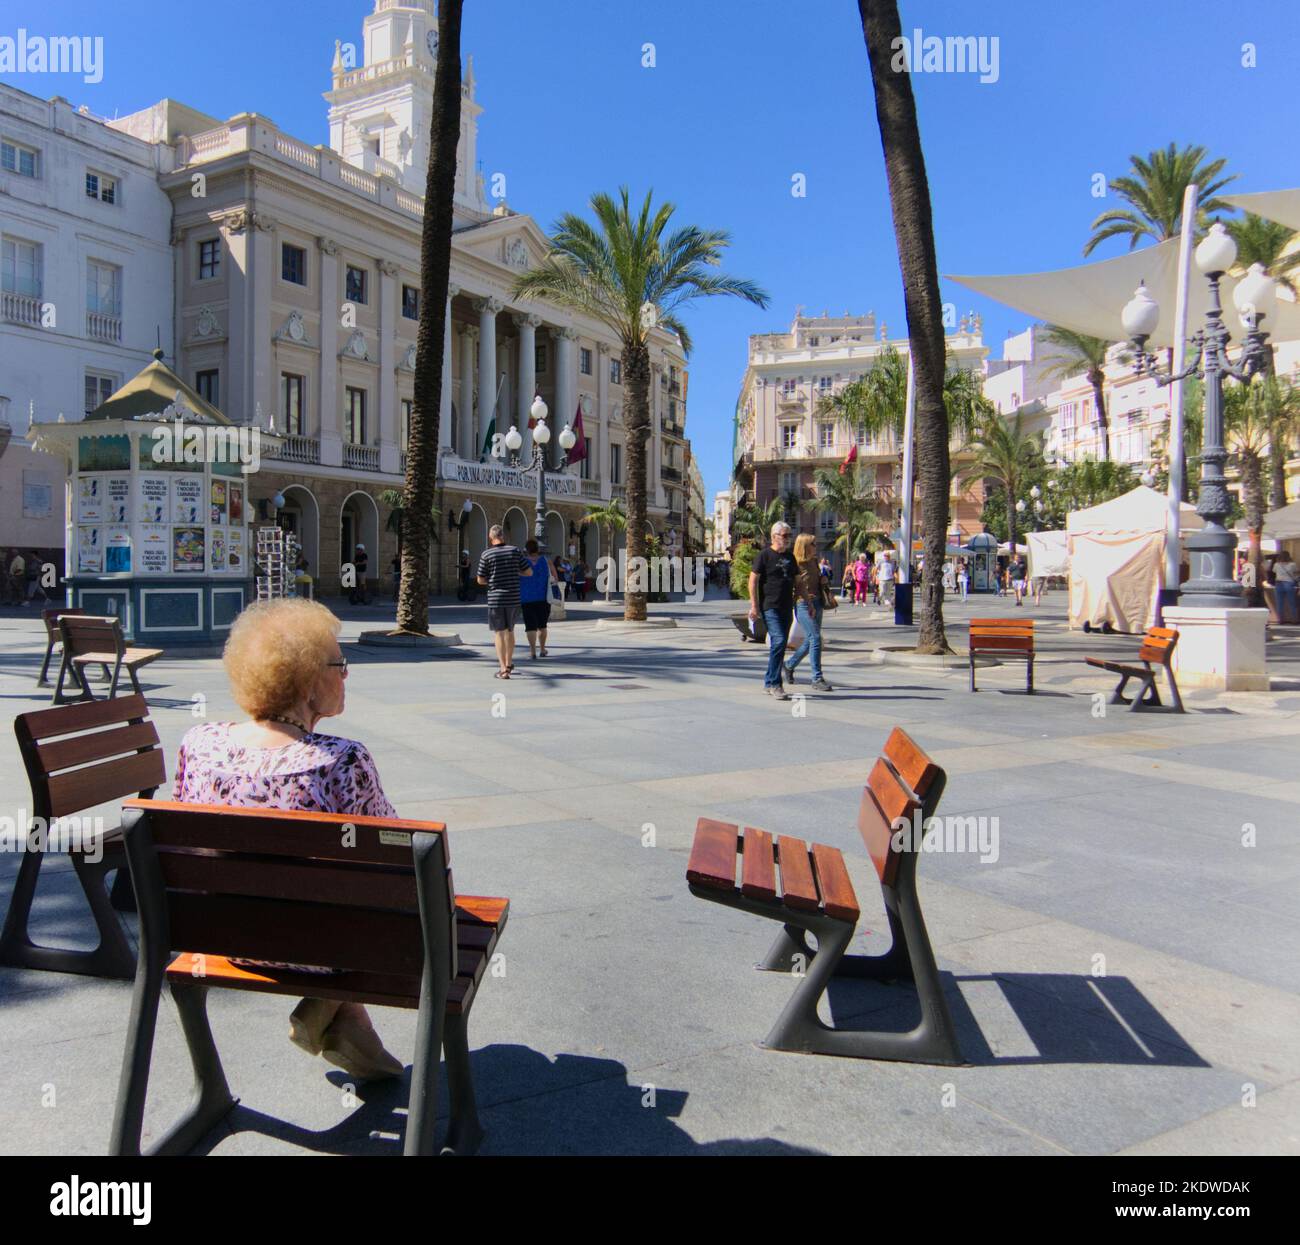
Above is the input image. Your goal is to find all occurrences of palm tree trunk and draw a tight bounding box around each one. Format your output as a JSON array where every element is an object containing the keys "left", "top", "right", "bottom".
[
  {"left": 603, "top": 521, "right": 613, "bottom": 602},
  {"left": 860, "top": 0, "right": 950, "bottom": 652},
  {"left": 395, "top": 0, "right": 462, "bottom": 635},
  {"left": 1269, "top": 437, "right": 1287, "bottom": 511},
  {"left": 1243, "top": 452, "right": 1265, "bottom": 607},
  {"left": 1090, "top": 369, "right": 1110, "bottom": 462},
  {"left": 623, "top": 343, "right": 651, "bottom": 620}
]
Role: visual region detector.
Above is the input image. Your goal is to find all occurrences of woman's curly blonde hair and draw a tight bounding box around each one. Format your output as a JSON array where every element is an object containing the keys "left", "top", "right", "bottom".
[{"left": 223, "top": 598, "right": 340, "bottom": 720}]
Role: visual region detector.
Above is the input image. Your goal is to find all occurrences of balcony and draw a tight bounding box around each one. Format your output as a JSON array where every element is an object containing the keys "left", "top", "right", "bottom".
[
  {"left": 667, "top": 510, "right": 684, "bottom": 526},
  {"left": 275, "top": 435, "right": 321, "bottom": 465},
  {"left": 580, "top": 478, "right": 601, "bottom": 498},
  {"left": 86, "top": 311, "right": 122, "bottom": 342},
  {"left": 661, "top": 418, "right": 685, "bottom": 439},
  {"left": 662, "top": 465, "right": 682, "bottom": 482},
  {"left": 344, "top": 442, "right": 380, "bottom": 472},
  {"left": 2, "top": 291, "right": 42, "bottom": 326}
]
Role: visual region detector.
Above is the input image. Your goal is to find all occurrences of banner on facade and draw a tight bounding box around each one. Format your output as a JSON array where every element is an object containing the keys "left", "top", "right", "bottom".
[{"left": 447, "top": 457, "right": 579, "bottom": 496}]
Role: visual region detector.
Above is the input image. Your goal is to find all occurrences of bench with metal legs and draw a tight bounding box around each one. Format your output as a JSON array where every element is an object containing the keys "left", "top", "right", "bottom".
[
  {"left": 53, "top": 614, "right": 162, "bottom": 705},
  {"left": 1085, "top": 625, "right": 1183, "bottom": 713},
  {"left": 108, "top": 800, "right": 508, "bottom": 1157},
  {"left": 687, "top": 727, "right": 961, "bottom": 1065}
]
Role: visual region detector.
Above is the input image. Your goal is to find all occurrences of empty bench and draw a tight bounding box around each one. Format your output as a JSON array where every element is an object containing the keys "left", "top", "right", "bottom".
[
  {"left": 53, "top": 614, "right": 163, "bottom": 705},
  {"left": 109, "top": 800, "right": 509, "bottom": 1157},
  {"left": 2, "top": 694, "right": 162, "bottom": 979},
  {"left": 969, "top": 617, "right": 1034, "bottom": 693},
  {"left": 1085, "top": 624, "right": 1183, "bottom": 713},
  {"left": 686, "top": 727, "right": 960, "bottom": 1065},
  {"left": 38, "top": 606, "right": 100, "bottom": 688}
]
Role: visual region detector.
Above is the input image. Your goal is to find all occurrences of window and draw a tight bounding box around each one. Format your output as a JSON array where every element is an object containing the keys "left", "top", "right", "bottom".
[
  {"left": 401, "top": 398, "right": 414, "bottom": 446},
  {"left": 808, "top": 336, "right": 820, "bottom": 347},
  {"left": 856, "top": 426, "right": 870, "bottom": 447},
  {"left": 402, "top": 284, "right": 419, "bottom": 319},
  {"left": 818, "top": 375, "right": 833, "bottom": 395},
  {"left": 281, "top": 373, "right": 305, "bottom": 435},
  {"left": 85, "top": 170, "right": 117, "bottom": 203},
  {"left": 818, "top": 422, "right": 834, "bottom": 449},
  {"left": 781, "top": 424, "right": 798, "bottom": 449},
  {"left": 281, "top": 243, "right": 306, "bottom": 286},
  {"left": 782, "top": 378, "right": 797, "bottom": 399},
  {"left": 1, "top": 237, "right": 42, "bottom": 298},
  {"left": 781, "top": 470, "right": 799, "bottom": 495},
  {"left": 1059, "top": 402, "right": 1076, "bottom": 430},
  {"left": 609, "top": 358, "right": 621, "bottom": 385},
  {"left": 195, "top": 370, "right": 219, "bottom": 407},
  {"left": 819, "top": 510, "right": 836, "bottom": 533},
  {"left": 1, "top": 139, "right": 38, "bottom": 178},
  {"left": 23, "top": 469, "right": 52, "bottom": 519},
  {"left": 198, "top": 239, "right": 220, "bottom": 280},
  {"left": 86, "top": 260, "right": 121, "bottom": 316},
  {"left": 346, "top": 386, "right": 367, "bottom": 444},
  {"left": 610, "top": 442, "right": 622, "bottom": 484},
  {"left": 535, "top": 343, "right": 548, "bottom": 373},
  {"left": 84, "top": 371, "right": 116, "bottom": 415},
  {"left": 579, "top": 347, "right": 592, "bottom": 375},
  {"left": 345, "top": 265, "right": 368, "bottom": 304}
]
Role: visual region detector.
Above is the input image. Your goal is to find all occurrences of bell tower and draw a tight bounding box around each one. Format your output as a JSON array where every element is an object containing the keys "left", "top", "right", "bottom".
[{"left": 324, "top": 0, "right": 488, "bottom": 214}]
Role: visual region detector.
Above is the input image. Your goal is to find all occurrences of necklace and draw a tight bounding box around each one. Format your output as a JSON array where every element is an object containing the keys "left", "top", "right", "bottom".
[{"left": 265, "top": 715, "right": 312, "bottom": 735}]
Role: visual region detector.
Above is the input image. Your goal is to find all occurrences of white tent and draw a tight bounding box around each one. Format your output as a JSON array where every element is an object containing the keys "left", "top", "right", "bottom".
[
  {"left": 1027, "top": 530, "right": 1069, "bottom": 578},
  {"left": 1065, "top": 486, "right": 1202, "bottom": 632},
  {"left": 1263, "top": 499, "right": 1300, "bottom": 542}
]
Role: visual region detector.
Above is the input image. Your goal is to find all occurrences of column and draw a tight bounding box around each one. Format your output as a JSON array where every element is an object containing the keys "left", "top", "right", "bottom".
[
  {"left": 223, "top": 215, "right": 250, "bottom": 422},
  {"left": 317, "top": 236, "right": 342, "bottom": 467},
  {"left": 249, "top": 215, "right": 274, "bottom": 429},
  {"left": 378, "top": 259, "right": 399, "bottom": 473},
  {"left": 475, "top": 296, "right": 503, "bottom": 458},
  {"left": 514, "top": 312, "right": 539, "bottom": 459},
  {"left": 596, "top": 341, "right": 610, "bottom": 494},
  {"left": 555, "top": 326, "right": 578, "bottom": 471},
  {"left": 439, "top": 284, "right": 459, "bottom": 448},
  {"left": 650, "top": 362, "right": 664, "bottom": 508},
  {"left": 458, "top": 325, "right": 477, "bottom": 458}
]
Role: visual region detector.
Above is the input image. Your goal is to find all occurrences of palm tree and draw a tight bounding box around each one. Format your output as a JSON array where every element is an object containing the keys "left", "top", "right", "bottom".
[
  {"left": 859, "top": 0, "right": 953, "bottom": 653},
  {"left": 580, "top": 498, "right": 627, "bottom": 602},
  {"left": 803, "top": 465, "right": 887, "bottom": 566},
  {"left": 394, "top": 0, "right": 462, "bottom": 636},
  {"left": 1226, "top": 214, "right": 1299, "bottom": 297},
  {"left": 514, "top": 188, "right": 767, "bottom": 621},
  {"left": 1223, "top": 381, "right": 1272, "bottom": 605},
  {"left": 959, "top": 414, "right": 1042, "bottom": 562},
  {"left": 1083, "top": 143, "right": 1236, "bottom": 256},
  {"left": 1257, "top": 376, "right": 1300, "bottom": 511},
  {"left": 381, "top": 486, "right": 438, "bottom": 574},
  {"left": 1039, "top": 326, "right": 1113, "bottom": 460},
  {"left": 731, "top": 497, "right": 786, "bottom": 546}
]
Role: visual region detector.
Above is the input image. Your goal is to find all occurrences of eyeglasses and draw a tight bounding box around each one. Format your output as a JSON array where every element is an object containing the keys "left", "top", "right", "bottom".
[{"left": 327, "top": 658, "right": 348, "bottom": 673}]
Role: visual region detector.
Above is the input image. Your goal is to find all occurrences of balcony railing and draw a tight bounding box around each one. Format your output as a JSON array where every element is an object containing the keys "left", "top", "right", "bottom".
[
  {"left": 610, "top": 483, "right": 626, "bottom": 499},
  {"left": 2, "top": 291, "right": 42, "bottom": 325},
  {"left": 86, "top": 311, "right": 122, "bottom": 342},
  {"left": 662, "top": 419, "right": 685, "bottom": 439},
  {"left": 344, "top": 442, "right": 380, "bottom": 472},
  {"left": 662, "top": 466, "right": 682, "bottom": 482},
  {"left": 580, "top": 478, "right": 601, "bottom": 497},
  {"left": 275, "top": 434, "right": 321, "bottom": 465}
]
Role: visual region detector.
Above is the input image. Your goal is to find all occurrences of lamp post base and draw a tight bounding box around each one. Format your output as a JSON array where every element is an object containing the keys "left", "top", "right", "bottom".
[{"left": 1161, "top": 606, "right": 1268, "bottom": 691}]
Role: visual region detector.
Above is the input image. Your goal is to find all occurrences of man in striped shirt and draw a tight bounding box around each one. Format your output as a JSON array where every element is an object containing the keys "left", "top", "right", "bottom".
[{"left": 476, "top": 524, "right": 532, "bottom": 679}]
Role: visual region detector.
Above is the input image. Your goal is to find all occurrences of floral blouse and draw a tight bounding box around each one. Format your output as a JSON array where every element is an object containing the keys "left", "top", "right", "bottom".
[{"left": 173, "top": 721, "right": 396, "bottom": 818}]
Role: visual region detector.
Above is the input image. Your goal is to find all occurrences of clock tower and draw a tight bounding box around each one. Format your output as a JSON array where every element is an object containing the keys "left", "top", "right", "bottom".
[{"left": 324, "top": 0, "right": 488, "bottom": 215}]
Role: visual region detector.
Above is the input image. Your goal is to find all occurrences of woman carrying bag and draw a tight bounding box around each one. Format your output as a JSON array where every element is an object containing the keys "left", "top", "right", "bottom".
[{"left": 783, "top": 533, "right": 834, "bottom": 691}]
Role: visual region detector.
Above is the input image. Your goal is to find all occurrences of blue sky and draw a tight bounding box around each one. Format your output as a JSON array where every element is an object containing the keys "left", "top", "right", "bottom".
[{"left": 5, "top": 0, "right": 1298, "bottom": 504}]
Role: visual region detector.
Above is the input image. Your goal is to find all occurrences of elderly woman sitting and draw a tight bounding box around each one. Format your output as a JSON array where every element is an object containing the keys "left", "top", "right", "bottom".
[{"left": 173, "top": 598, "right": 402, "bottom": 1080}]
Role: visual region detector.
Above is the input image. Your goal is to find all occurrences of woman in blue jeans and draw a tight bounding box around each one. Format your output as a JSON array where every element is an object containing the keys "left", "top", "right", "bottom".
[{"left": 784, "top": 533, "right": 833, "bottom": 691}]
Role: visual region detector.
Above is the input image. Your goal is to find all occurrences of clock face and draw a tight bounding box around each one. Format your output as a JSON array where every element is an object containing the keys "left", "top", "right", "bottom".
[{"left": 426, "top": 29, "right": 438, "bottom": 56}]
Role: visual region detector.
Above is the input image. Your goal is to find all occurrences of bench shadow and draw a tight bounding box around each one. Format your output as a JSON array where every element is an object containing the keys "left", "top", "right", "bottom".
[
  {"left": 823, "top": 970, "right": 1208, "bottom": 1068},
  {"left": 193, "top": 1044, "right": 821, "bottom": 1156}
]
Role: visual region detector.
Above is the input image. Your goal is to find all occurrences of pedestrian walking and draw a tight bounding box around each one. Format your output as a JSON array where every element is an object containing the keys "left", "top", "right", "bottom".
[
  {"left": 1274, "top": 551, "right": 1299, "bottom": 623},
  {"left": 841, "top": 563, "right": 854, "bottom": 600},
  {"left": 878, "top": 552, "right": 896, "bottom": 606},
  {"left": 957, "top": 557, "right": 970, "bottom": 602},
  {"left": 852, "top": 553, "right": 870, "bottom": 605},
  {"left": 348, "top": 543, "right": 369, "bottom": 605},
  {"left": 784, "top": 533, "right": 833, "bottom": 691},
  {"left": 476, "top": 524, "right": 533, "bottom": 679},
  {"left": 24, "top": 550, "right": 48, "bottom": 606},
  {"left": 520, "top": 538, "right": 552, "bottom": 658},
  {"left": 7, "top": 548, "right": 26, "bottom": 607},
  {"left": 942, "top": 559, "right": 955, "bottom": 596},
  {"left": 1011, "top": 554, "right": 1028, "bottom": 606},
  {"left": 748, "top": 521, "right": 796, "bottom": 700}
]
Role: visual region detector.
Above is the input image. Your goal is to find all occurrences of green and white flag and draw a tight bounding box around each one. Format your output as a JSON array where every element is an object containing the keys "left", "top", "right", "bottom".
[{"left": 479, "top": 418, "right": 495, "bottom": 462}]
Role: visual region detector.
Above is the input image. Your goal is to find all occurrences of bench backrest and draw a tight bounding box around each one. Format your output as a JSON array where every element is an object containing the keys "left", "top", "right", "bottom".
[
  {"left": 43, "top": 606, "right": 86, "bottom": 641},
  {"left": 14, "top": 694, "right": 165, "bottom": 821},
  {"left": 857, "top": 727, "right": 946, "bottom": 887},
  {"left": 119, "top": 799, "right": 457, "bottom": 983},
  {"left": 1139, "top": 625, "right": 1178, "bottom": 665},
  {"left": 970, "top": 617, "right": 1034, "bottom": 652},
  {"left": 59, "top": 614, "right": 125, "bottom": 659}
]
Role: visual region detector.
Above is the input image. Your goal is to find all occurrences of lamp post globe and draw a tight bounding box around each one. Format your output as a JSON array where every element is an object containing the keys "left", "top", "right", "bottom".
[
  {"left": 505, "top": 425, "right": 522, "bottom": 453},
  {"left": 1233, "top": 263, "right": 1277, "bottom": 331},
  {"left": 1195, "top": 221, "right": 1237, "bottom": 276},
  {"left": 1121, "top": 282, "right": 1160, "bottom": 341},
  {"left": 559, "top": 424, "right": 576, "bottom": 452}
]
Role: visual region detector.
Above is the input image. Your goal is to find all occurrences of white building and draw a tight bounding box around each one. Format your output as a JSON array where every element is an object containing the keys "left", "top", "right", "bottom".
[
  {"left": 0, "top": 85, "right": 178, "bottom": 552},
  {"left": 712, "top": 489, "right": 733, "bottom": 555}
]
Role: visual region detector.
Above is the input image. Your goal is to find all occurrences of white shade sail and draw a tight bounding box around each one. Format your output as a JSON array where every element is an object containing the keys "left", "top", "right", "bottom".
[
  {"left": 1223, "top": 189, "right": 1300, "bottom": 232},
  {"left": 1263, "top": 499, "right": 1300, "bottom": 541},
  {"left": 947, "top": 237, "right": 1300, "bottom": 348}
]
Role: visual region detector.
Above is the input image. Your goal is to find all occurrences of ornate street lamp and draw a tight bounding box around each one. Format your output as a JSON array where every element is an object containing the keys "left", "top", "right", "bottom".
[
  {"left": 497, "top": 396, "right": 576, "bottom": 553},
  {"left": 1120, "top": 222, "right": 1276, "bottom": 607}
]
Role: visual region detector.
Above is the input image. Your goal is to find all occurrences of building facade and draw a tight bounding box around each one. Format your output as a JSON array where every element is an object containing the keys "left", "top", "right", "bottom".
[{"left": 732, "top": 311, "right": 989, "bottom": 568}]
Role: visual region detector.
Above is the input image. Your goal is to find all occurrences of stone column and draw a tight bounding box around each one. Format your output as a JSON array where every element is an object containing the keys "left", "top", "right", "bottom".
[
  {"left": 249, "top": 214, "right": 274, "bottom": 430},
  {"left": 555, "top": 326, "right": 578, "bottom": 471},
  {"left": 222, "top": 213, "right": 250, "bottom": 422},
  {"left": 596, "top": 341, "right": 610, "bottom": 491},
  {"left": 514, "top": 312, "right": 540, "bottom": 459},
  {"left": 475, "top": 296, "right": 503, "bottom": 458},
  {"left": 458, "top": 325, "right": 477, "bottom": 458},
  {"left": 439, "top": 284, "right": 459, "bottom": 448},
  {"left": 378, "top": 259, "right": 400, "bottom": 473},
  {"left": 317, "top": 236, "right": 342, "bottom": 467}
]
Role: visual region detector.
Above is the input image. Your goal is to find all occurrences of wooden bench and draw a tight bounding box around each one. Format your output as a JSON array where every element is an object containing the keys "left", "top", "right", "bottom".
[
  {"left": 109, "top": 800, "right": 509, "bottom": 1157},
  {"left": 969, "top": 617, "right": 1034, "bottom": 693},
  {"left": 2, "top": 694, "right": 163, "bottom": 978},
  {"left": 685, "top": 727, "right": 961, "bottom": 1065},
  {"left": 38, "top": 606, "right": 101, "bottom": 688},
  {"left": 1085, "top": 625, "right": 1183, "bottom": 713},
  {"left": 53, "top": 614, "right": 163, "bottom": 705}
]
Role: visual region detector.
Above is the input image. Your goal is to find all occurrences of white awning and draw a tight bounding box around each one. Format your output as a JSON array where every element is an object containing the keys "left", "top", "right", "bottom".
[{"left": 947, "top": 237, "right": 1300, "bottom": 348}]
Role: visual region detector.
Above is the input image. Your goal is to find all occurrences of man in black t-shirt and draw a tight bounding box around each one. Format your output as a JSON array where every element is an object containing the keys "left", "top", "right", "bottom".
[
  {"left": 748, "top": 521, "right": 796, "bottom": 700},
  {"left": 476, "top": 523, "right": 532, "bottom": 678}
]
